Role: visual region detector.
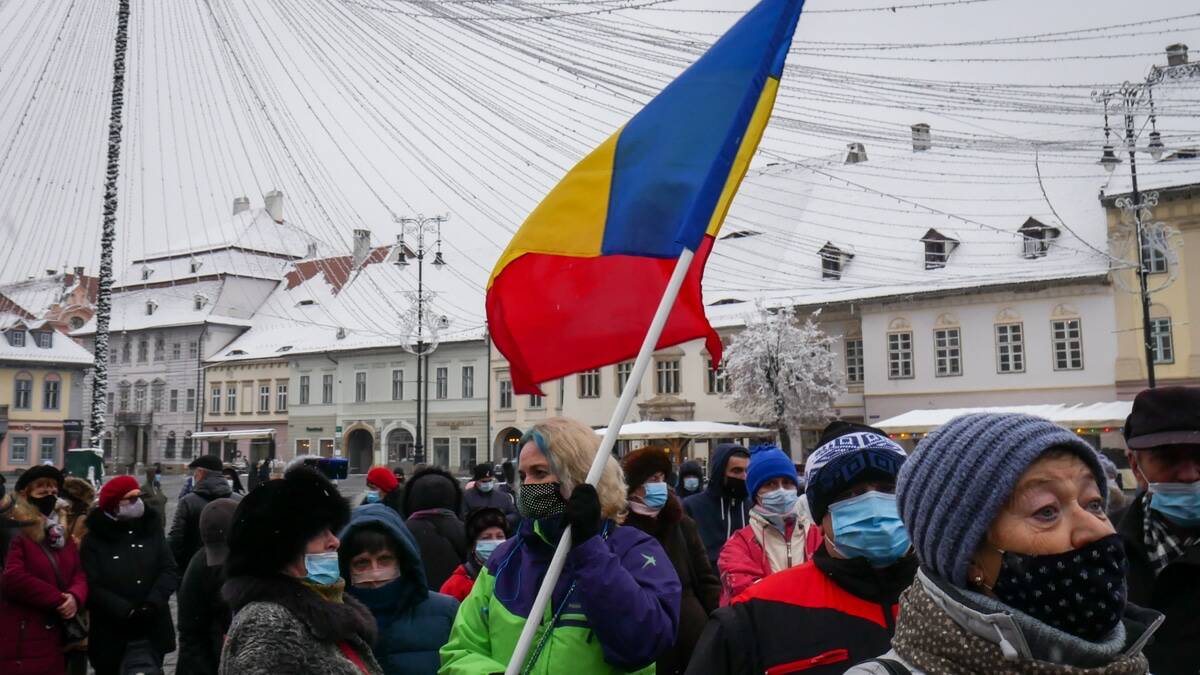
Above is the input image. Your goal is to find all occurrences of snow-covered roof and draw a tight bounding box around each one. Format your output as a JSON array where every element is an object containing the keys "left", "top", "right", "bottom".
[
  {"left": 875, "top": 401, "right": 1133, "bottom": 433},
  {"left": 133, "top": 207, "right": 333, "bottom": 263},
  {"left": 1101, "top": 65, "right": 1200, "bottom": 198},
  {"left": 0, "top": 313, "right": 94, "bottom": 366},
  {"left": 0, "top": 272, "right": 94, "bottom": 318},
  {"left": 702, "top": 139, "right": 1116, "bottom": 317},
  {"left": 594, "top": 420, "right": 775, "bottom": 440},
  {"left": 71, "top": 280, "right": 254, "bottom": 336},
  {"left": 207, "top": 237, "right": 489, "bottom": 363}
]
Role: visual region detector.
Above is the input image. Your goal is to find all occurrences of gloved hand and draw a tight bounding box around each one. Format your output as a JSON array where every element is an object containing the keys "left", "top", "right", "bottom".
[{"left": 564, "top": 483, "right": 601, "bottom": 547}]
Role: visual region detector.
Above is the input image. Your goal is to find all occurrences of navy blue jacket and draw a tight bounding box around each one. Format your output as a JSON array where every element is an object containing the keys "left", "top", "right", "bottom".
[
  {"left": 684, "top": 444, "right": 752, "bottom": 570},
  {"left": 340, "top": 505, "right": 460, "bottom": 675}
]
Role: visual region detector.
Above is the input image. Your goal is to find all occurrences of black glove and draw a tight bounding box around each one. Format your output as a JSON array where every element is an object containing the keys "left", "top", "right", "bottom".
[{"left": 564, "top": 483, "right": 601, "bottom": 546}]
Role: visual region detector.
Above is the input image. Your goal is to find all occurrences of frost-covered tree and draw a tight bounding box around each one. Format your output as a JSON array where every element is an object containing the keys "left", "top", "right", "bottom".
[{"left": 723, "top": 303, "right": 845, "bottom": 456}]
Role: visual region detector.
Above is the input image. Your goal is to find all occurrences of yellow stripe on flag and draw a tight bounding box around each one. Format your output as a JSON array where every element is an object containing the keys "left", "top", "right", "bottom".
[{"left": 705, "top": 76, "right": 781, "bottom": 238}]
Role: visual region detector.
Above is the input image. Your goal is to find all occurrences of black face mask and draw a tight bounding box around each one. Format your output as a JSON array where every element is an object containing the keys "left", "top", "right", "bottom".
[
  {"left": 31, "top": 494, "right": 58, "bottom": 517},
  {"left": 519, "top": 482, "right": 566, "bottom": 519},
  {"left": 723, "top": 477, "right": 747, "bottom": 499},
  {"left": 991, "top": 534, "right": 1128, "bottom": 642}
]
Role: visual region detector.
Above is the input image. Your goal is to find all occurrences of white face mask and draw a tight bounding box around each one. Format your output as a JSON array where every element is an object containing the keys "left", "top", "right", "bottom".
[
  {"left": 350, "top": 564, "right": 401, "bottom": 589},
  {"left": 117, "top": 498, "right": 145, "bottom": 521}
]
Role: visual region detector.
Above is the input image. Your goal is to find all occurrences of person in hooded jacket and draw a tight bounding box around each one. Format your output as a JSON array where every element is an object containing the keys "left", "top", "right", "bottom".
[
  {"left": 684, "top": 443, "right": 751, "bottom": 572},
  {"left": 847, "top": 413, "right": 1163, "bottom": 675},
  {"left": 462, "top": 464, "right": 518, "bottom": 527},
  {"left": 220, "top": 465, "right": 383, "bottom": 675},
  {"left": 623, "top": 447, "right": 719, "bottom": 674},
  {"left": 176, "top": 498, "right": 238, "bottom": 675},
  {"left": 676, "top": 460, "right": 705, "bottom": 499},
  {"left": 439, "top": 417, "right": 681, "bottom": 675},
  {"left": 687, "top": 424, "right": 916, "bottom": 675},
  {"left": 169, "top": 455, "right": 235, "bottom": 568},
  {"left": 440, "top": 507, "right": 511, "bottom": 602},
  {"left": 80, "top": 475, "right": 179, "bottom": 675},
  {"left": 402, "top": 467, "right": 468, "bottom": 591},
  {"left": 339, "top": 504, "right": 459, "bottom": 675},
  {"left": 60, "top": 476, "right": 94, "bottom": 546},
  {"left": 1, "top": 465, "right": 88, "bottom": 675},
  {"left": 717, "top": 445, "right": 818, "bottom": 604}
]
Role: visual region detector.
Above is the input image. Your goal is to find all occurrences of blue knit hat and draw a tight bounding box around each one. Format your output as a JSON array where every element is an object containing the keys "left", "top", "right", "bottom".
[
  {"left": 745, "top": 445, "right": 798, "bottom": 501},
  {"left": 897, "top": 413, "right": 1108, "bottom": 587}
]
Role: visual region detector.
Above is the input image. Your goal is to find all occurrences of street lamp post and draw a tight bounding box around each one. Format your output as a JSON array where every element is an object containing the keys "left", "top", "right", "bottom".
[
  {"left": 394, "top": 215, "right": 449, "bottom": 465},
  {"left": 1093, "top": 78, "right": 1171, "bottom": 390}
]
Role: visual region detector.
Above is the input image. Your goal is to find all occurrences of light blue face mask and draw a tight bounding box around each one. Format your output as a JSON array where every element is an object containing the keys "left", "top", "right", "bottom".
[
  {"left": 758, "top": 486, "right": 799, "bottom": 515},
  {"left": 363, "top": 489, "right": 381, "bottom": 504},
  {"left": 1148, "top": 481, "right": 1200, "bottom": 528},
  {"left": 683, "top": 477, "right": 701, "bottom": 491},
  {"left": 475, "top": 538, "right": 505, "bottom": 561},
  {"left": 304, "top": 551, "right": 342, "bottom": 586},
  {"left": 478, "top": 480, "right": 495, "bottom": 494},
  {"left": 828, "top": 491, "right": 910, "bottom": 568},
  {"left": 642, "top": 481, "right": 669, "bottom": 509}
]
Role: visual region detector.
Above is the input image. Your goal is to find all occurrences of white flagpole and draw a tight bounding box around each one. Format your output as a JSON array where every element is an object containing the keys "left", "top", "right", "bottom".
[{"left": 505, "top": 247, "right": 698, "bottom": 675}]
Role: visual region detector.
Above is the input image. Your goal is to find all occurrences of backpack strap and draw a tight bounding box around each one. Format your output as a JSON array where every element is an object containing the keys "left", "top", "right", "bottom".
[{"left": 872, "top": 658, "right": 912, "bottom": 675}]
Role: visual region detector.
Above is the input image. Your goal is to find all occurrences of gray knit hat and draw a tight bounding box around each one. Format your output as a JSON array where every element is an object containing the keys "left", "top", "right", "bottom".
[{"left": 897, "top": 413, "right": 1107, "bottom": 587}]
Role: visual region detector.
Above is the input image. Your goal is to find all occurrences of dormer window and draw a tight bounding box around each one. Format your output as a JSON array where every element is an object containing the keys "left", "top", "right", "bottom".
[
  {"left": 276, "top": 345, "right": 293, "bottom": 353},
  {"left": 296, "top": 299, "right": 316, "bottom": 307},
  {"left": 33, "top": 331, "right": 52, "bottom": 348},
  {"left": 6, "top": 329, "right": 26, "bottom": 347},
  {"left": 336, "top": 327, "right": 347, "bottom": 340},
  {"left": 922, "top": 229, "right": 959, "bottom": 269},
  {"left": 193, "top": 295, "right": 207, "bottom": 311},
  {"left": 1018, "top": 217, "right": 1060, "bottom": 259},
  {"left": 141, "top": 267, "right": 153, "bottom": 281},
  {"left": 227, "top": 349, "right": 247, "bottom": 356},
  {"left": 819, "top": 242, "right": 854, "bottom": 280},
  {"left": 189, "top": 259, "right": 202, "bottom": 274},
  {"left": 146, "top": 300, "right": 158, "bottom": 316}
]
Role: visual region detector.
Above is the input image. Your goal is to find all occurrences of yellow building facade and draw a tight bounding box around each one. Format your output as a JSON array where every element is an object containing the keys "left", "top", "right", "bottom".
[{"left": 201, "top": 357, "right": 291, "bottom": 465}]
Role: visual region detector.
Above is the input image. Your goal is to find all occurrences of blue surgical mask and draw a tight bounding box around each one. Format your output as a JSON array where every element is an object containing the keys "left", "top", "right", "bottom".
[
  {"left": 683, "top": 477, "right": 701, "bottom": 491},
  {"left": 828, "top": 491, "right": 910, "bottom": 568},
  {"left": 304, "top": 551, "right": 342, "bottom": 586},
  {"left": 475, "top": 538, "right": 505, "bottom": 561},
  {"left": 1148, "top": 481, "right": 1200, "bottom": 528},
  {"left": 363, "top": 489, "right": 381, "bottom": 504},
  {"left": 642, "top": 481, "right": 668, "bottom": 509},
  {"left": 478, "top": 480, "right": 495, "bottom": 494},
  {"left": 758, "top": 487, "right": 799, "bottom": 515}
]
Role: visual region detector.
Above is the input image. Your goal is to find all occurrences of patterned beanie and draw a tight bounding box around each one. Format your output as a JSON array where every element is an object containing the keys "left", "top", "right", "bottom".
[
  {"left": 804, "top": 427, "right": 907, "bottom": 523},
  {"left": 897, "top": 413, "right": 1108, "bottom": 586}
]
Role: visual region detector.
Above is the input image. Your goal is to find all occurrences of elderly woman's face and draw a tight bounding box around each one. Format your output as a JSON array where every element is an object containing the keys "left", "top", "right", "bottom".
[
  {"left": 970, "top": 452, "right": 1113, "bottom": 589},
  {"left": 518, "top": 442, "right": 559, "bottom": 485}
]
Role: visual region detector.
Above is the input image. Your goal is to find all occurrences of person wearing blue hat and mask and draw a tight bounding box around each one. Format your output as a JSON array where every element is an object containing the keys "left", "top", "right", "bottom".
[
  {"left": 716, "top": 444, "right": 817, "bottom": 604},
  {"left": 622, "top": 447, "right": 719, "bottom": 674},
  {"left": 688, "top": 423, "right": 915, "bottom": 675},
  {"left": 1118, "top": 386, "right": 1200, "bottom": 675}
]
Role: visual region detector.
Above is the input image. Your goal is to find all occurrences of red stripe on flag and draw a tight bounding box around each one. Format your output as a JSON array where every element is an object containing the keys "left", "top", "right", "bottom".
[{"left": 487, "top": 236, "right": 721, "bottom": 396}]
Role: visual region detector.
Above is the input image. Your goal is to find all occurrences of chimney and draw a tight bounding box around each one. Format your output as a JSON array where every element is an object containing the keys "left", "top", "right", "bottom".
[
  {"left": 1167, "top": 43, "right": 1188, "bottom": 66},
  {"left": 911, "top": 123, "right": 931, "bottom": 152},
  {"left": 74, "top": 266, "right": 84, "bottom": 279},
  {"left": 845, "top": 142, "right": 868, "bottom": 164},
  {"left": 305, "top": 242, "right": 318, "bottom": 258},
  {"left": 232, "top": 196, "right": 250, "bottom": 215},
  {"left": 264, "top": 190, "right": 284, "bottom": 223},
  {"left": 351, "top": 229, "right": 371, "bottom": 267}
]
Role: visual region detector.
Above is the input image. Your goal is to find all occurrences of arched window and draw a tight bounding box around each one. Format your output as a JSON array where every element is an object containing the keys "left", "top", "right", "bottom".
[
  {"left": 387, "top": 428, "right": 414, "bottom": 463},
  {"left": 13, "top": 372, "right": 33, "bottom": 410},
  {"left": 42, "top": 373, "right": 61, "bottom": 410}
]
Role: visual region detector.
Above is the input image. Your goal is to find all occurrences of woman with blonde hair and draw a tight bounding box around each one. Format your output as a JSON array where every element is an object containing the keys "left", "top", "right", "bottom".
[{"left": 440, "top": 417, "right": 681, "bottom": 675}]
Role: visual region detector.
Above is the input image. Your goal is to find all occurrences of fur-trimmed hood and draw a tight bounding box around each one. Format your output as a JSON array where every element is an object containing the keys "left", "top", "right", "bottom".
[
  {"left": 223, "top": 574, "right": 378, "bottom": 646},
  {"left": 61, "top": 477, "right": 95, "bottom": 510},
  {"left": 8, "top": 493, "right": 65, "bottom": 543}
]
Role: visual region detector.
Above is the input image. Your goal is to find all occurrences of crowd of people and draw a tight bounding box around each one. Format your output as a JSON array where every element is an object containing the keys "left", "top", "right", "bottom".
[{"left": 0, "top": 384, "right": 1197, "bottom": 674}]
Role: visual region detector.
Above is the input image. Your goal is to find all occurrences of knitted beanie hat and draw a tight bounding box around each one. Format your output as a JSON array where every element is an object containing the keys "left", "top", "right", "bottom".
[
  {"left": 98, "top": 475, "right": 140, "bottom": 513},
  {"left": 366, "top": 466, "right": 400, "bottom": 494},
  {"left": 897, "top": 413, "right": 1108, "bottom": 586},
  {"left": 745, "top": 445, "right": 798, "bottom": 501},
  {"left": 804, "top": 426, "right": 907, "bottom": 523}
]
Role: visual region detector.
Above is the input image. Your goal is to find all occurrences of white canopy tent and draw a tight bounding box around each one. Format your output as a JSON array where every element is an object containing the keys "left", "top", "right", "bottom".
[
  {"left": 874, "top": 402, "right": 1134, "bottom": 435},
  {"left": 189, "top": 429, "right": 277, "bottom": 441},
  {"left": 593, "top": 421, "right": 774, "bottom": 440}
]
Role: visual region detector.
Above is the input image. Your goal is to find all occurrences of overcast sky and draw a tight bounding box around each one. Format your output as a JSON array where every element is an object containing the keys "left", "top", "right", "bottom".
[{"left": 0, "top": 0, "right": 1196, "bottom": 289}]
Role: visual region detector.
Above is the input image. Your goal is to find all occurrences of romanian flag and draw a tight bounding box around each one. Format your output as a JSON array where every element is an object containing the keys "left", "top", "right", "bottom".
[{"left": 487, "top": 0, "right": 804, "bottom": 395}]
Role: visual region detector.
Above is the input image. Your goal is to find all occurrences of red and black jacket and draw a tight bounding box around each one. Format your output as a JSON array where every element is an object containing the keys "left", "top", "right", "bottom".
[{"left": 686, "top": 547, "right": 917, "bottom": 675}]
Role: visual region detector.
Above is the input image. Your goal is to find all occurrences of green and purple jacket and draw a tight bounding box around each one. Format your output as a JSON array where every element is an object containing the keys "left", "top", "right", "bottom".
[{"left": 439, "top": 517, "right": 681, "bottom": 674}]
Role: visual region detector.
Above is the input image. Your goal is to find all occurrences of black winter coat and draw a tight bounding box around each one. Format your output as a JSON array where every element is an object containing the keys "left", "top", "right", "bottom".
[
  {"left": 404, "top": 510, "right": 467, "bottom": 592},
  {"left": 168, "top": 473, "right": 234, "bottom": 568},
  {"left": 1118, "top": 493, "right": 1200, "bottom": 675},
  {"left": 462, "top": 485, "right": 518, "bottom": 529},
  {"left": 625, "top": 495, "right": 720, "bottom": 674},
  {"left": 175, "top": 548, "right": 229, "bottom": 675},
  {"left": 80, "top": 506, "right": 179, "bottom": 674}
]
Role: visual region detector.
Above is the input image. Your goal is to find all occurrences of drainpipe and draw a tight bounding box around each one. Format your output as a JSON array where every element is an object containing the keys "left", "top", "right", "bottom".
[{"left": 485, "top": 333, "right": 492, "bottom": 464}]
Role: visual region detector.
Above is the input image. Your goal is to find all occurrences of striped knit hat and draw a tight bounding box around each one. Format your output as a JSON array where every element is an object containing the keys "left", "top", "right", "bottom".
[{"left": 897, "top": 413, "right": 1107, "bottom": 586}]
